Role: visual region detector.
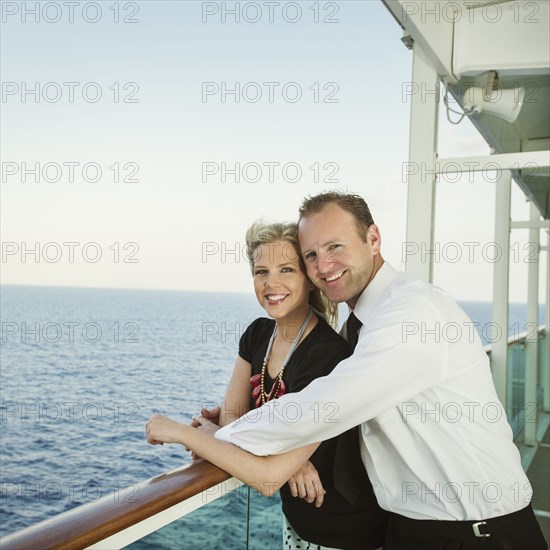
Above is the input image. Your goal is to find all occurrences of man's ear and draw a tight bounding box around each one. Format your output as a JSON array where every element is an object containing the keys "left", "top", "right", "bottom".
[{"left": 367, "top": 225, "right": 381, "bottom": 255}]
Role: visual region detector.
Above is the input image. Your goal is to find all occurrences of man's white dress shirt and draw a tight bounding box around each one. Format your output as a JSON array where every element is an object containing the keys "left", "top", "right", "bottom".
[{"left": 216, "top": 262, "right": 532, "bottom": 520}]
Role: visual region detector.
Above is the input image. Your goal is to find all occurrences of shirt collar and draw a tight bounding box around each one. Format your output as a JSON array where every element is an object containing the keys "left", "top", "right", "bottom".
[{"left": 350, "top": 261, "right": 398, "bottom": 325}]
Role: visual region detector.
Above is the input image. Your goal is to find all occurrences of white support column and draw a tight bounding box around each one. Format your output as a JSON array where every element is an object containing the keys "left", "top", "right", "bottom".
[
  {"left": 491, "top": 170, "right": 512, "bottom": 408},
  {"left": 404, "top": 43, "right": 438, "bottom": 283},
  {"left": 524, "top": 202, "right": 540, "bottom": 446}
]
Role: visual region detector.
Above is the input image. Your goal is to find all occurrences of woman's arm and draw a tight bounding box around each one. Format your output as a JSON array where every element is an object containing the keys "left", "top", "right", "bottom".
[
  {"left": 193, "top": 355, "right": 251, "bottom": 429},
  {"left": 219, "top": 356, "right": 252, "bottom": 426},
  {"left": 146, "top": 413, "right": 320, "bottom": 499}
]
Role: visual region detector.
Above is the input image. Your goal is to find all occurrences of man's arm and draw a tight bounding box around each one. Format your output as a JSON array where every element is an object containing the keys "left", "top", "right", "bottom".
[{"left": 216, "top": 295, "right": 448, "bottom": 454}]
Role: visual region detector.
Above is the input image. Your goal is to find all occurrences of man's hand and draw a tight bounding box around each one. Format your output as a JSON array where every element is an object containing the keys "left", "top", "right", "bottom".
[
  {"left": 146, "top": 413, "right": 182, "bottom": 445},
  {"left": 287, "top": 460, "right": 326, "bottom": 508}
]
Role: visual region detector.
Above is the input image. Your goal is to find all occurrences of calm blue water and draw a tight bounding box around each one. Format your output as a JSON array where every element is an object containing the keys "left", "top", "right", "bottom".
[{"left": 0, "top": 285, "right": 545, "bottom": 539}]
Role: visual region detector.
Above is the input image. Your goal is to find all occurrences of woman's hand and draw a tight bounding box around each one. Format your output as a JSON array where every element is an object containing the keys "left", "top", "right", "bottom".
[
  {"left": 191, "top": 406, "right": 221, "bottom": 428},
  {"left": 186, "top": 413, "right": 222, "bottom": 459},
  {"left": 287, "top": 460, "right": 326, "bottom": 508},
  {"left": 192, "top": 415, "right": 221, "bottom": 436},
  {"left": 187, "top": 416, "right": 220, "bottom": 460},
  {"left": 146, "top": 413, "right": 183, "bottom": 445}
]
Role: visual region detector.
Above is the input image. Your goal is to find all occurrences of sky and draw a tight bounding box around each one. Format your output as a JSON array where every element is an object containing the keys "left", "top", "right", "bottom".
[{"left": 0, "top": 0, "right": 546, "bottom": 303}]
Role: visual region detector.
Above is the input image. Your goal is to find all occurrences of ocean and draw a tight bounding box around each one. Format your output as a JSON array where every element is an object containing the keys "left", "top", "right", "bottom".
[{"left": 0, "top": 285, "right": 544, "bottom": 546}]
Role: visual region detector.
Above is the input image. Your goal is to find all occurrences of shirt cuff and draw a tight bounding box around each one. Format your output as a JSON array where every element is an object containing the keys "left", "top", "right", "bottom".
[
  {"left": 215, "top": 423, "right": 232, "bottom": 443},
  {"left": 214, "top": 420, "right": 283, "bottom": 455}
]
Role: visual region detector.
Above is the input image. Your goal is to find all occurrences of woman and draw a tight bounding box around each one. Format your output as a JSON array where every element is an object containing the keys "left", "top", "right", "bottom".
[{"left": 146, "top": 222, "right": 387, "bottom": 549}]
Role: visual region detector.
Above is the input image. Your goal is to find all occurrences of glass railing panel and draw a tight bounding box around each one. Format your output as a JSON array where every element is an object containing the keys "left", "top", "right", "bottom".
[
  {"left": 127, "top": 484, "right": 250, "bottom": 550},
  {"left": 506, "top": 341, "right": 526, "bottom": 440},
  {"left": 536, "top": 330, "right": 547, "bottom": 409},
  {"left": 247, "top": 488, "right": 282, "bottom": 549},
  {"left": 126, "top": 484, "right": 281, "bottom": 550}
]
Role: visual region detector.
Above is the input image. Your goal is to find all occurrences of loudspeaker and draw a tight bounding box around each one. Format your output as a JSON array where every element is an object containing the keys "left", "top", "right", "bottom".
[{"left": 463, "top": 86, "right": 525, "bottom": 123}]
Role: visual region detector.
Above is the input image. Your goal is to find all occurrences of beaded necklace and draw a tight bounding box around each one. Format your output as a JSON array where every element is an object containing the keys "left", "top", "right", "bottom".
[{"left": 250, "top": 308, "right": 313, "bottom": 408}]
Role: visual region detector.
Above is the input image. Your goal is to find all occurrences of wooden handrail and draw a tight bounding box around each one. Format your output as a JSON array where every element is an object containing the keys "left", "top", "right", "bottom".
[{"left": 0, "top": 460, "right": 231, "bottom": 550}]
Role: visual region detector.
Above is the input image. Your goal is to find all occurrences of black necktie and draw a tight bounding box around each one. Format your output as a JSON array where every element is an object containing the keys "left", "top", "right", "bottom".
[
  {"left": 333, "top": 312, "right": 366, "bottom": 504},
  {"left": 346, "top": 312, "right": 362, "bottom": 352}
]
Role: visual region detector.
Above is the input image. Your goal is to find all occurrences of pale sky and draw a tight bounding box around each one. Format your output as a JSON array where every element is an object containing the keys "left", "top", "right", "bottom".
[{"left": 1, "top": 0, "right": 545, "bottom": 303}]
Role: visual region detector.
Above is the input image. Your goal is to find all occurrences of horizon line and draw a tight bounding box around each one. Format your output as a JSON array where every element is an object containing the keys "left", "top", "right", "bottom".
[
  {"left": 0, "top": 283, "right": 544, "bottom": 305},
  {"left": 0, "top": 282, "right": 252, "bottom": 295}
]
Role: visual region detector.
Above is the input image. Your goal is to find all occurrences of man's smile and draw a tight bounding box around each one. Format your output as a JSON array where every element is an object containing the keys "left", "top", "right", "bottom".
[{"left": 323, "top": 270, "right": 346, "bottom": 283}]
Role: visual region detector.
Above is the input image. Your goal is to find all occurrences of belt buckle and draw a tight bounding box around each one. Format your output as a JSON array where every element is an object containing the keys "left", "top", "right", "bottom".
[{"left": 472, "top": 521, "right": 490, "bottom": 538}]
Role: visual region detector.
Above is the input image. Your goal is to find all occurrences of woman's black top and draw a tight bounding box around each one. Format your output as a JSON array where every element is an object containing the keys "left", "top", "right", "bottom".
[{"left": 239, "top": 316, "right": 387, "bottom": 550}]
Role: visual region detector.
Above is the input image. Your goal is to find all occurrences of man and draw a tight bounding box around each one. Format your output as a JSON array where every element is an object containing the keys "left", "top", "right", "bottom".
[{"left": 215, "top": 191, "right": 547, "bottom": 549}]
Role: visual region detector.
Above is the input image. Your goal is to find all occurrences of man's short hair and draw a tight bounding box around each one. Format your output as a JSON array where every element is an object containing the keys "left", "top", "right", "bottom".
[{"left": 298, "top": 191, "right": 375, "bottom": 241}]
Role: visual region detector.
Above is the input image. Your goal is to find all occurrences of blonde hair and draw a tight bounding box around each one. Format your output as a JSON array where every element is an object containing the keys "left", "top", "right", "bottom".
[{"left": 245, "top": 221, "right": 338, "bottom": 328}]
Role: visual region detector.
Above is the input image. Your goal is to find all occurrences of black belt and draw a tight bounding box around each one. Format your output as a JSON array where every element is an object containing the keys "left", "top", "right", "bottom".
[{"left": 389, "top": 504, "right": 536, "bottom": 539}]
